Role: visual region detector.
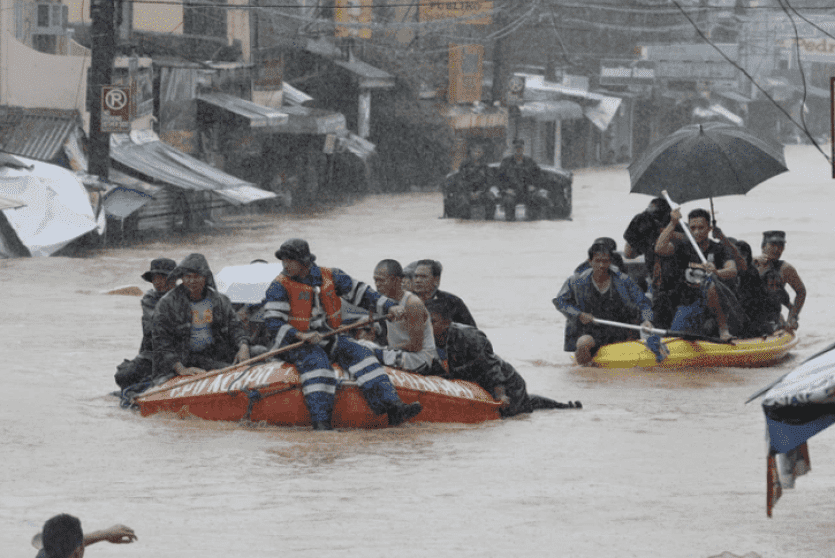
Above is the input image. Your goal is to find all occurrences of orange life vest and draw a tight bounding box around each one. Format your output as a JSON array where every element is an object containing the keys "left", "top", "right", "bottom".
[{"left": 277, "top": 268, "right": 343, "bottom": 332}]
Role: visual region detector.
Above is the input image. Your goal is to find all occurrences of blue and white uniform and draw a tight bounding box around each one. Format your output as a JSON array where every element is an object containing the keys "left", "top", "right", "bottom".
[{"left": 264, "top": 265, "right": 402, "bottom": 423}]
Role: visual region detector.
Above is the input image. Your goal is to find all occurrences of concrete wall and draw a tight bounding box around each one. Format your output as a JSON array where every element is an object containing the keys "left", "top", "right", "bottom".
[
  {"left": 67, "top": 0, "right": 184, "bottom": 34},
  {"left": 68, "top": 0, "right": 252, "bottom": 59}
]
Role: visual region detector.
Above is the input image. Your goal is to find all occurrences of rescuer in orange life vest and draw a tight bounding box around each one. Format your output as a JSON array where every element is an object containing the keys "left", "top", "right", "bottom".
[{"left": 263, "top": 239, "right": 423, "bottom": 431}]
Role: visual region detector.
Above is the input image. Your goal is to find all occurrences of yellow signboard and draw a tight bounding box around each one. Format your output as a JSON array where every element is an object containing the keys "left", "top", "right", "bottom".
[
  {"left": 448, "top": 44, "right": 484, "bottom": 104},
  {"left": 335, "top": 0, "right": 373, "bottom": 39},
  {"left": 420, "top": 1, "right": 492, "bottom": 25}
]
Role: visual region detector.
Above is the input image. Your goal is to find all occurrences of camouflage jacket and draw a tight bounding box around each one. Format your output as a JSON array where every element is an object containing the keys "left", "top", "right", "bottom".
[
  {"left": 138, "top": 288, "right": 167, "bottom": 359},
  {"left": 437, "top": 323, "right": 516, "bottom": 394}
]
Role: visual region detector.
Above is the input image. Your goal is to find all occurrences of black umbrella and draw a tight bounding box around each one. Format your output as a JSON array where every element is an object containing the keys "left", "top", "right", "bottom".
[{"left": 628, "top": 121, "right": 788, "bottom": 213}]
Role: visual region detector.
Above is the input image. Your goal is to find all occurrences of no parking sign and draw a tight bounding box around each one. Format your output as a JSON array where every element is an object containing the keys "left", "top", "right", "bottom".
[{"left": 101, "top": 85, "right": 131, "bottom": 133}]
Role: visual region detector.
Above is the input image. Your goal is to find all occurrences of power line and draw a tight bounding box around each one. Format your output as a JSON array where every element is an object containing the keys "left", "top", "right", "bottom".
[
  {"left": 776, "top": 0, "right": 821, "bottom": 152},
  {"left": 670, "top": 0, "right": 830, "bottom": 164},
  {"left": 108, "top": 0, "right": 835, "bottom": 11}
]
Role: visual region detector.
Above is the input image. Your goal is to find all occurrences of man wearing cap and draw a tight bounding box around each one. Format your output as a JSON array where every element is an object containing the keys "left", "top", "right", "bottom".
[
  {"left": 498, "top": 138, "right": 546, "bottom": 221},
  {"left": 264, "top": 239, "right": 423, "bottom": 431},
  {"left": 753, "top": 230, "right": 806, "bottom": 331},
  {"left": 114, "top": 257, "right": 177, "bottom": 390},
  {"left": 554, "top": 241, "right": 654, "bottom": 365},
  {"left": 33, "top": 514, "right": 136, "bottom": 558},
  {"left": 151, "top": 253, "right": 250, "bottom": 383}
]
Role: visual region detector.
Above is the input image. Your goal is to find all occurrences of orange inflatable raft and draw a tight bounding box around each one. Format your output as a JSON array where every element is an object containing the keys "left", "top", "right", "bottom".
[{"left": 135, "top": 361, "right": 502, "bottom": 428}]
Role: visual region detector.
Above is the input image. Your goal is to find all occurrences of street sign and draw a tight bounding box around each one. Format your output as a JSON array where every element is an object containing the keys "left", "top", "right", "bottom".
[
  {"left": 600, "top": 60, "right": 655, "bottom": 86},
  {"left": 101, "top": 85, "right": 131, "bottom": 133},
  {"left": 506, "top": 75, "right": 525, "bottom": 105}
]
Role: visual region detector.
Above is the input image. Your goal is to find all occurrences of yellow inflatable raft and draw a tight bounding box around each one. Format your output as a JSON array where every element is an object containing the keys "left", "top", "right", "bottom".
[{"left": 591, "top": 330, "right": 798, "bottom": 369}]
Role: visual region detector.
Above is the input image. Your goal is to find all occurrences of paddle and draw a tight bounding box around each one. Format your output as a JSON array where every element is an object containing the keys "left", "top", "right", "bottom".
[
  {"left": 593, "top": 317, "right": 731, "bottom": 345},
  {"left": 138, "top": 316, "right": 388, "bottom": 398},
  {"left": 662, "top": 189, "right": 708, "bottom": 264},
  {"left": 590, "top": 318, "right": 668, "bottom": 362}
]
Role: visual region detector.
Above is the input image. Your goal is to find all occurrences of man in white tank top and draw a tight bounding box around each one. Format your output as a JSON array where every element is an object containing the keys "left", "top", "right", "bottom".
[{"left": 370, "top": 259, "right": 438, "bottom": 374}]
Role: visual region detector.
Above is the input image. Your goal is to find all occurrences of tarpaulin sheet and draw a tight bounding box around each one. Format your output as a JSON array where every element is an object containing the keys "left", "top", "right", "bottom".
[
  {"left": 0, "top": 156, "right": 97, "bottom": 256},
  {"left": 760, "top": 344, "right": 835, "bottom": 515}
]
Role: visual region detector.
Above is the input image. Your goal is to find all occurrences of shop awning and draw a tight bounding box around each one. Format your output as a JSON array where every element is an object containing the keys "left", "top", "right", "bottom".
[
  {"left": 693, "top": 104, "right": 744, "bottom": 126},
  {"left": 443, "top": 105, "right": 508, "bottom": 130},
  {"left": 333, "top": 58, "right": 395, "bottom": 89},
  {"left": 272, "top": 106, "right": 347, "bottom": 135},
  {"left": 519, "top": 100, "right": 583, "bottom": 122},
  {"left": 109, "top": 131, "right": 276, "bottom": 206},
  {"left": 101, "top": 170, "right": 162, "bottom": 219},
  {"left": 715, "top": 89, "right": 751, "bottom": 104},
  {"left": 337, "top": 132, "right": 375, "bottom": 160},
  {"left": 283, "top": 83, "right": 314, "bottom": 106},
  {"left": 0, "top": 107, "right": 82, "bottom": 162},
  {"left": 517, "top": 73, "right": 622, "bottom": 131},
  {"left": 197, "top": 92, "right": 289, "bottom": 128}
]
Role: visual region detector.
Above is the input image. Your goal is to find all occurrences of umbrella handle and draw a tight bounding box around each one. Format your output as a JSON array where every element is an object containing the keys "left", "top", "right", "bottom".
[{"left": 661, "top": 190, "right": 707, "bottom": 264}]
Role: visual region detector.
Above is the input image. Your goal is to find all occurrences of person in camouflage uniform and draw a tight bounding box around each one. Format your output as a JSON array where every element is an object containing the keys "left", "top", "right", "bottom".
[
  {"left": 425, "top": 299, "right": 580, "bottom": 416},
  {"left": 455, "top": 143, "right": 497, "bottom": 220},
  {"left": 114, "top": 257, "right": 177, "bottom": 390},
  {"left": 498, "top": 138, "right": 548, "bottom": 221}
]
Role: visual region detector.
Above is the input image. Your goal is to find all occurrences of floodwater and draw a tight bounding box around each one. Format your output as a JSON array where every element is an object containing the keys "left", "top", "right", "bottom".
[{"left": 3, "top": 145, "right": 835, "bottom": 558}]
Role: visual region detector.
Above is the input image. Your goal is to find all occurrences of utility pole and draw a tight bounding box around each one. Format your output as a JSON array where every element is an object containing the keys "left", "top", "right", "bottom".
[
  {"left": 490, "top": 10, "right": 508, "bottom": 107},
  {"left": 88, "top": 0, "right": 116, "bottom": 178}
]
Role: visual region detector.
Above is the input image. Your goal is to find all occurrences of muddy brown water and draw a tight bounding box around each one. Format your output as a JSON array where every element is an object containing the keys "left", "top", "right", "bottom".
[{"left": 3, "top": 145, "right": 834, "bottom": 557}]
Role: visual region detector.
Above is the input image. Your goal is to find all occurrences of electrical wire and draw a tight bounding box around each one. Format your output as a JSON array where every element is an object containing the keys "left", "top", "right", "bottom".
[
  {"left": 775, "top": 0, "right": 820, "bottom": 153},
  {"left": 547, "top": 6, "right": 580, "bottom": 68},
  {"left": 781, "top": 0, "right": 835, "bottom": 44},
  {"left": 670, "top": 0, "right": 830, "bottom": 163},
  {"left": 116, "top": 0, "right": 835, "bottom": 10}
]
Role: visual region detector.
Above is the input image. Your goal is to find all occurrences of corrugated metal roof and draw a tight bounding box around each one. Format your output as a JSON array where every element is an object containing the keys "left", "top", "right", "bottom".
[
  {"left": 197, "top": 92, "right": 289, "bottom": 128},
  {"left": 333, "top": 59, "right": 395, "bottom": 89},
  {"left": 0, "top": 107, "right": 82, "bottom": 162},
  {"left": 278, "top": 106, "right": 346, "bottom": 135},
  {"left": 109, "top": 132, "right": 276, "bottom": 206},
  {"left": 283, "top": 83, "right": 314, "bottom": 106}
]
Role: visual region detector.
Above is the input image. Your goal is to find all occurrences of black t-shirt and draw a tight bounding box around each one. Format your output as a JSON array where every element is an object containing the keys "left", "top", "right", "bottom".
[{"left": 671, "top": 238, "right": 730, "bottom": 305}]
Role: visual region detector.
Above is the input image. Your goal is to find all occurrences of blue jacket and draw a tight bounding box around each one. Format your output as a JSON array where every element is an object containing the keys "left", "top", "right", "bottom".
[{"left": 553, "top": 267, "right": 652, "bottom": 351}]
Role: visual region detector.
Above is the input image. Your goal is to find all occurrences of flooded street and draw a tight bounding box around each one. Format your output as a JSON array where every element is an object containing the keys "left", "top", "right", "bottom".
[{"left": 3, "top": 144, "right": 835, "bottom": 558}]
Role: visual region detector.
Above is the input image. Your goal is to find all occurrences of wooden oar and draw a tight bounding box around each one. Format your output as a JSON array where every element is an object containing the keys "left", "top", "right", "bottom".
[
  {"left": 592, "top": 318, "right": 731, "bottom": 344},
  {"left": 138, "top": 316, "right": 388, "bottom": 398}
]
